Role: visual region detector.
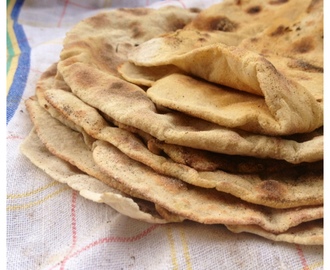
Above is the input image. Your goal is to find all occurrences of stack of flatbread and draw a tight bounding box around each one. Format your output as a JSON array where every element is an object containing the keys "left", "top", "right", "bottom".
[{"left": 21, "top": 0, "right": 323, "bottom": 245}]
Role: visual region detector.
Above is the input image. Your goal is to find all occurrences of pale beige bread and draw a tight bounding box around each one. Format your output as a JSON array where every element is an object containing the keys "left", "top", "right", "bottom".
[
  {"left": 147, "top": 73, "right": 306, "bottom": 135},
  {"left": 25, "top": 96, "right": 149, "bottom": 201},
  {"left": 35, "top": 63, "right": 81, "bottom": 132},
  {"left": 20, "top": 129, "right": 167, "bottom": 224},
  {"left": 58, "top": 6, "right": 198, "bottom": 79},
  {"left": 57, "top": 61, "right": 322, "bottom": 163},
  {"left": 56, "top": 0, "right": 323, "bottom": 156},
  {"left": 226, "top": 219, "right": 323, "bottom": 246},
  {"left": 117, "top": 29, "right": 246, "bottom": 87},
  {"left": 118, "top": 62, "right": 184, "bottom": 87},
  {"left": 127, "top": 0, "right": 323, "bottom": 136},
  {"left": 35, "top": 63, "right": 69, "bottom": 120},
  {"left": 155, "top": 205, "right": 186, "bottom": 223},
  {"left": 21, "top": 1, "right": 324, "bottom": 245},
  {"left": 153, "top": 203, "right": 323, "bottom": 245},
  {"left": 122, "top": 29, "right": 247, "bottom": 70},
  {"left": 185, "top": 0, "right": 312, "bottom": 37},
  {"left": 43, "top": 87, "right": 323, "bottom": 209},
  {"left": 239, "top": 0, "right": 323, "bottom": 104},
  {"left": 21, "top": 127, "right": 324, "bottom": 244},
  {"left": 127, "top": 0, "right": 312, "bottom": 67},
  {"left": 44, "top": 80, "right": 321, "bottom": 180},
  {"left": 148, "top": 137, "right": 323, "bottom": 173},
  {"left": 20, "top": 128, "right": 324, "bottom": 244},
  {"left": 35, "top": 63, "right": 96, "bottom": 149},
  {"left": 92, "top": 139, "right": 323, "bottom": 233},
  {"left": 129, "top": 44, "right": 322, "bottom": 136}
]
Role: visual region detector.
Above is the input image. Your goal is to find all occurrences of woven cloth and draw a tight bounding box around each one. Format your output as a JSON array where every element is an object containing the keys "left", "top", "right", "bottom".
[{"left": 7, "top": 0, "right": 324, "bottom": 269}]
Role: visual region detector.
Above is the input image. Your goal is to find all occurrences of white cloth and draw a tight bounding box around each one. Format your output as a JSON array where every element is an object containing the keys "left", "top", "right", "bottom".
[{"left": 7, "top": 0, "right": 324, "bottom": 269}]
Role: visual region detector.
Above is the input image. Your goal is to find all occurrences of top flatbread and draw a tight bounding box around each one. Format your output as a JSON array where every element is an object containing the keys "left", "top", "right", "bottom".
[
  {"left": 185, "top": 0, "right": 313, "bottom": 37},
  {"left": 126, "top": 0, "right": 323, "bottom": 135}
]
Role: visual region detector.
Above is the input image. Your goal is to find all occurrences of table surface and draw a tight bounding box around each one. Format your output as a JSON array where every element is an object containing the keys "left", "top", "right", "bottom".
[{"left": 6, "top": 0, "right": 324, "bottom": 269}]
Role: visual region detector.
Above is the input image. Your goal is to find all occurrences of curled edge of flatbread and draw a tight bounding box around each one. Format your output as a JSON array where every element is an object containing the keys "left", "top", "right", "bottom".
[
  {"left": 226, "top": 219, "right": 323, "bottom": 246},
  {"left": 20, "top": 129, "right": 168, "bottom": 224}
]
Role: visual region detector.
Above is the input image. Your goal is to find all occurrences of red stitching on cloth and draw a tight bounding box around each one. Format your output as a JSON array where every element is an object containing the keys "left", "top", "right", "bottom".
[
  {"left": 56, "top": 224, "right": 160, "bottom": 269},
  {"left": 295, "top": 244, "right": 310, "bottom": 270},
  {"left": 7, "top": 133, "right": 24, "bottom": 140},
  {"left": 70, "top": 190, "right": 78, "bottom": 247},
  {"left": 57, "top": 0, "right": 69, "bottom": 28},
  {"left": 57, "top": 0, "right": 97, "bottom": 27},
  {"left": 178, "top": 0, "right": 187, "bottom": 9},
  {"left": 59, "top": 190, "right": 78, "bottom": 270}
]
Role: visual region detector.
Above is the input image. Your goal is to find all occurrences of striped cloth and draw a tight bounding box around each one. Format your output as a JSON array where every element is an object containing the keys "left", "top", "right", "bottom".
[{"left": 6, "top": 1, "right": 324, "bottom": 269}]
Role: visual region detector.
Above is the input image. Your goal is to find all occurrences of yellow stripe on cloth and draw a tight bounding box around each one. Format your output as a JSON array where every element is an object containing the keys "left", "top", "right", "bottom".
[
  {"left": 179, "top": 227, "right": 192, "bottom": 270},
  {"left": 7, "top": 186, "right": 70, "bottom": 211},
  {"left": 166, "top": 225, "right": 179, "bottom": 270},
  {"left": 309, "top": 260, "right": 324, "bottom": 269},
  {"left": 7, "top": 180, "right": 62, "bottom": 199}
]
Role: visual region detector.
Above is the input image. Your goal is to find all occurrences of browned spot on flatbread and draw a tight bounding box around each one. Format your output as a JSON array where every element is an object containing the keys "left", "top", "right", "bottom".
[
  {"left": 197, "top": 37, "right": 208, "bottom": 42},
  {"left": 249, "top": 37, "right": 259, "bottom": 42},
  {"left": 269, "top": 0, "right": 288, "bottom": 4},
  {"left": 269, "top": 25, "right": 291, "bottom": 36},
  {"left": 193, "top": 16, "right": 237, "bottom": 32},
  {"left": 212, "top": 16, "right": 237, "bottom": 31},
  {"left": 189, "top": 7, "right": 201, "bottom": 13},
  {"left": 169, "top": 19, "right": 189, "bottom": 31},
  {"left": 162, "top": 32, "right": 183, "bottom": 48},
  {"left": 130, "top": 22, "right": 145, "bottom": 39},
  {"left": 111, "top": 81, "right": 124, "bottom": 89},
  {"left": 62, "top": 104, "right": 73, "bottom": 116},
  {"left": 246, "top": 6, "right": 262, "bottom": 14},
  {"left": 95, "top": 78, "right": 153, "bottom": 105},
  {"left": 257, "top": 180, "right": 288, "bottom": 201},
  {"left": 291, "top": 36, "right": 315, "bottom": 53},
  {"left": 287, "top": 59, "right": 323, "bottom": 73},
  {"left": 307, "top": 0, "right": 322, "bottom": 13},
  {"left": 86, "top": 13, "right": 111, "bottom": 28},
  {"left": 75, "top": 69, "right": 96, "bottom": 89}
]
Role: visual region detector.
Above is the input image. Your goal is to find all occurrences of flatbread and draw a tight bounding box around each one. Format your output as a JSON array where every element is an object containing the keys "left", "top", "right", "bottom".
[
  {"left": 127, "top": 0, "right": 323, "bottom": 136},
  {"left": 25, "top": 96, "right": 145, "bottom": 200},
  {"left": 117, "top": 29, "right": 245, "bottom": 86},
  {"left": 20, "top": 128, "right": 323, "bottom": 244},
  {"left": 21, "top": 1, "right": 324, "bottom": 245},
  {"left": 42, "top": 85, "right": 323, "bottom": 209},
  {"left": 239, "top": 0, "right": 323, "bottom": 103},
  {"left": 57, "top": 61, "right": 322, "bottom": 163},
  {"left": 118, "top": 62, "right": 184, "bottom": 87},
  {"left": 128, "top": 42, "right": 322, "bottom": 136},
  {"left": 92, "top": 139, "right": 323, "bottom": 234},
  {"left": 185, "top": 0, "right": 313, "bottom": 37},
  {"left": 226, "top": 219, "right": 323, "bottom": 246},
  {"left": 58, "top": 5, "right": 198, "bottom": 78},
  {"left": 20, "top": 129, "right": 167, "bottom": 224}
]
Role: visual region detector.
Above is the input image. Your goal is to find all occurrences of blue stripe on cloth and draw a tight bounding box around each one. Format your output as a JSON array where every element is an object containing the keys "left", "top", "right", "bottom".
[{"left": 7, "top": 0, "right": 31, "bottom": 125}]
